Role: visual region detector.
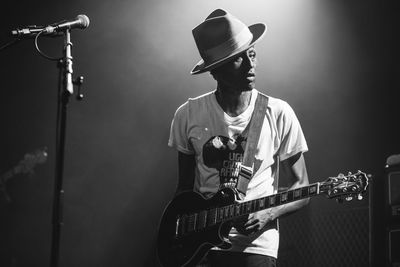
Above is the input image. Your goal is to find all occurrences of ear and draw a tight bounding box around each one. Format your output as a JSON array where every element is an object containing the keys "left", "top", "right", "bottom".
[{"left": 209, "top": 69, "right": 218, "bottom": 81}]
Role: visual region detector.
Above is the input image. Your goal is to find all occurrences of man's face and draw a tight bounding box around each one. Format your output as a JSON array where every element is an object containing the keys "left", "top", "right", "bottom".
[{"left": 213, "top": 47, "right": 257, "bottom": 92}]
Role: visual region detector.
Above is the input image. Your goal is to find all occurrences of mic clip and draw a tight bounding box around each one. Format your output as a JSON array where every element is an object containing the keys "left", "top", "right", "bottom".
[{"left": 11, "top": 25, "right": 64, "bottom": 38}]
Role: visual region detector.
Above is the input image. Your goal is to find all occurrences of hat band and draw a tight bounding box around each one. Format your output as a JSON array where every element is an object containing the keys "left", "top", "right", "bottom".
[{"left": 202, "top": 27, "right": 253, "bottom": 64}]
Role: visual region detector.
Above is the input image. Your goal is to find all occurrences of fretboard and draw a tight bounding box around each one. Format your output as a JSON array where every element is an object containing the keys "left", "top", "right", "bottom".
[
  {"left": 178, "top": 183, "right": 320, "bottom": 236},
  {"left": 216, "top": 183, "right": 320, "bottom": 222}
]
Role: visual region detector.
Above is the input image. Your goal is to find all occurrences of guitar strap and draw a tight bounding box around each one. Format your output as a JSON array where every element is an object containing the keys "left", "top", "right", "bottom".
[{"left": 236, "top": 92, "right": 269, "bottom": 196}]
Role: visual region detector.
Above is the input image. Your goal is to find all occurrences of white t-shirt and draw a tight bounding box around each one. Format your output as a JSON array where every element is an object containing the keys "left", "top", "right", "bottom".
[{"left": 168, "top": 89, "right": 308, "bottom": 258}]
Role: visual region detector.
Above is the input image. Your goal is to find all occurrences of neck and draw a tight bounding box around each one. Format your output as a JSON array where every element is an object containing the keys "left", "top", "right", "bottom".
[{"left": 215, "top": 87, "right": 253, "bottom": 117}]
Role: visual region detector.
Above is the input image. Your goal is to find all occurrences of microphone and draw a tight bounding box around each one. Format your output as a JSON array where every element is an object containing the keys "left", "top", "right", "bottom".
[{"left": 11, "top": 14, "right": 90, "bottom": 38}]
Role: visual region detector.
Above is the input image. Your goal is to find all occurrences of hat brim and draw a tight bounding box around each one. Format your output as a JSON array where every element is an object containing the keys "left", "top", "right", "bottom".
[{"left": 190, "top": 23, "right": 267, "bottom": 75}]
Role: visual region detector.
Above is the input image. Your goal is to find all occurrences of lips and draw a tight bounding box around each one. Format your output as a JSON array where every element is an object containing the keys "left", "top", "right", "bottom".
[{"left": 246, "top": 72, "right": 255, "bottom": 81}]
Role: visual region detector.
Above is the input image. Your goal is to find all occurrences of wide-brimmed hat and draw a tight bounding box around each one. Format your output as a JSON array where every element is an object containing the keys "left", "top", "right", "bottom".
[{"left": 191, "top": 9, "right": 267, "bottom": 75}]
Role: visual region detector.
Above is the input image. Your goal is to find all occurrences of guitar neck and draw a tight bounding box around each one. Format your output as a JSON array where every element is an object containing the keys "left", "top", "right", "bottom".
[
  {"left": 175, "top": 171, "right": 367, "bottom": 238},
  {"left": 179, "top": 183, "right": 321, "bottom": 235},
  {"left": 215, "top": 182, "right": 320, "bottom": 222}
]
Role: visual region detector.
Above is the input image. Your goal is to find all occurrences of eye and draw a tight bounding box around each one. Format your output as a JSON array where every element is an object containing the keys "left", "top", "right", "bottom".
[{"left": 248, "top": 48, "right": 256, "bottom": 59}]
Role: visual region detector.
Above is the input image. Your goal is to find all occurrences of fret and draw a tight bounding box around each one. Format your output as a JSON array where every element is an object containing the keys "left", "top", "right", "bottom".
[
  {"left": 207, "top": 208, "right": 217, "bottom": 226},
  {"left": 269, "top": 195, "right": 276, "bottom": 206},
  {"left": 263, "top": 197, "right": 270, "bottom": 209},
  {"left": 223, "top": 206, "right": 228, "bottom": 219},
  {"left": 288, "top": 190, "right": 294, "bottom": 201},
  {"left": 242, "top": 202, "right": 246, "bottom": 214},
  {"left": 229, "top": 205, "right": 234, "bottom": 218},
  {"left": 301, "top": 187, "right": 309, "bottom": 197},
  {"left": 293, "top": 188, "right": 301, "bottom": 199},
  {"left": 280, "top": 192, "right": 288, "bottom": 203},
  {"left": 238, "top": 203, "right": 244, "bottom": 216},
  {"left": 255, "top": 199, "right": 260, "bottom": 211},
  {"left": 217, "top": 208, "right": 223, "bottom": 222},
  {"left": 235, "top": 204, "right": 241, "bottom": 216},
  {"left": 275, "top": 194, "right": 281, "bottom": 206},
  {"left": 196, "top": 211, "right": 207, "bottom": 230},
  {"left": 257, "top": 198, "right": 264, "bottom": 210},
  {"left": 245, "top": 202, "right": 252, "bottom": 213},
  {"left": 309, "top": 184, "right": 318, "bottom": 195},
  {"left": 250, "top": 200, "right": 256, "bottom": 213},
  {"left": 215, "top": 205, "right": 238, "bottom": 222}
]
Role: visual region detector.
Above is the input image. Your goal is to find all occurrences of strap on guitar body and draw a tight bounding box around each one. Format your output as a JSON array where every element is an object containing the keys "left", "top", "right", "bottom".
[{"left": 236, "top": 92, "right": 269, "bottom": 196}]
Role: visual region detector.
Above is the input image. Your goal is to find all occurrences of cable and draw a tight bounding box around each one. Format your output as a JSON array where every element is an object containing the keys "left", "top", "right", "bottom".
[
  {"left": 0, "top": 39, "right": 20, "bottom": 51},
  {"left": 34, "top": 30, "right": 62, "bottom": 61}
]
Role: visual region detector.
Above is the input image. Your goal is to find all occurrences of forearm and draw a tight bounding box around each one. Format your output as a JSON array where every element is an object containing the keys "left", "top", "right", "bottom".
[
  {"left": 270, "top": 153, "right": 310, "bottom": 220},
  {"left": 269, "top": 191, "right": 309, "bottom": 220}
]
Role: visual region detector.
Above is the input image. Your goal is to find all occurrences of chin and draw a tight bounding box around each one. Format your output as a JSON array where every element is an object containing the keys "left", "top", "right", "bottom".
[{"left": 246, "top": 82, "right": 255, "bottom": 90}]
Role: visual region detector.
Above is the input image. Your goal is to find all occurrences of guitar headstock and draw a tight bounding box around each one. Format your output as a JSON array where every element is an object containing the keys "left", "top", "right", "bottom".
[
  {"left": 319, "top": 170, "right": 369, "bottom": 202},
  {"left": 13, "top": 147, "right": 48, "bottom": 175}
]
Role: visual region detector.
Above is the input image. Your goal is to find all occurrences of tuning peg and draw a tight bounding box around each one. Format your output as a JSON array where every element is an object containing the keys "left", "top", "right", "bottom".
[
  {"left": 345, "top": 196, "right": 353, "bottom": 201},
  {"left": 357, "top": 194, "right": 363, "bottom": 201}
]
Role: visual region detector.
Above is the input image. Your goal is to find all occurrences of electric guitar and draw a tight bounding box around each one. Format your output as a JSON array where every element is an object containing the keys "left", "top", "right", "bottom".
[
  {"left": 0, "top": 147, "right": 48, "bottom": 202},
  {"left": 157, "top": 171, "right": 369, "bottom": 267}
]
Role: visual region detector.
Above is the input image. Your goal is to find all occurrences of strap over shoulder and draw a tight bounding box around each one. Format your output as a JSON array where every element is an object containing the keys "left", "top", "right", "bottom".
[{"left": 236, "top": 92, "right": 269, "bottom": 195}]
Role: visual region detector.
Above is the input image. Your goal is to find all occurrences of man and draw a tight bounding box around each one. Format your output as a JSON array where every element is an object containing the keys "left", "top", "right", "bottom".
[{"left": 168, "top": 9, "right": 310, "bottom": 267}]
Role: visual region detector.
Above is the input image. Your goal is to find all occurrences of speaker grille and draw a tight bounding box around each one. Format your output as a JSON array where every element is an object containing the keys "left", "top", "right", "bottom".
[
  {"left": 278, "top": 207, "right": 369, "bottom": 267},
  {"left": 388, "top": 171, "right": 400, "bottom": 206},
  {"left": 389, "top": 228, "right": 400, "bottom": 263}
]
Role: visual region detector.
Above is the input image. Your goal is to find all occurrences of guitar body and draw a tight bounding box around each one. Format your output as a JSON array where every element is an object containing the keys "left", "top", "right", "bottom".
[{"left": 157, "top": 188, "right": 236, "bottom": 267}]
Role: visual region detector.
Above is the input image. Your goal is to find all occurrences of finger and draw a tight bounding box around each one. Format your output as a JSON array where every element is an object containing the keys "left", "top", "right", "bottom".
[
  {"left": 244, "top": 218, "right": 259, "bottom": 227},
  {"left": 245, "top": 223, "right": 260, "bottom": 232}
]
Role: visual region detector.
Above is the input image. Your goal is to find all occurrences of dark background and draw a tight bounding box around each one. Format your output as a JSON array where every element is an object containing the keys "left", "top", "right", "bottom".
[{"left": 0, "top": 0, "right": 398, "bottom": 266}]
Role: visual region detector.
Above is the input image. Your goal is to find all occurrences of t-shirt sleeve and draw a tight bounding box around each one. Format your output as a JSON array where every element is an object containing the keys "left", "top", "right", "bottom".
[
  {"left": 168, "top": 102, "right": 195, "bottom": 155},
  {"left": 276, "top": 101, "right": 308, "bottom": 161}
]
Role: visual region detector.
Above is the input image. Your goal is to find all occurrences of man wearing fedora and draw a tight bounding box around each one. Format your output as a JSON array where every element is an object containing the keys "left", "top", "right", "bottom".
[{"left": 168, "top": 8, "right": 310, "bottom": 267}]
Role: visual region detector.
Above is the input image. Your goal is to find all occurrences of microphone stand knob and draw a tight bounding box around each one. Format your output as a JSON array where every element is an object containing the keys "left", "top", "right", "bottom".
[{"left": 73, "top": 76, "right": 84, "bottom": 100}]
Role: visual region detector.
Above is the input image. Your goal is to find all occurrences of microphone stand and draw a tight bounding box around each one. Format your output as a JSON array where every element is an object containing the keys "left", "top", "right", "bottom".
[{"left": 50, "top": 28, "right": 84, "bottom": 267}]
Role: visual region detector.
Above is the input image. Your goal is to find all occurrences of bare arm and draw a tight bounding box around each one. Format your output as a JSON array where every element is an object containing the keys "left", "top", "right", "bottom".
[
  {"left": 270, "top": 152, "right": 310, "bottom": 219},
  {"left": 175, "top": 152, "right": 196, "bottom": 195},
  {"left": 239, "top": 152, "right": 310, "bottom": 234}
]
